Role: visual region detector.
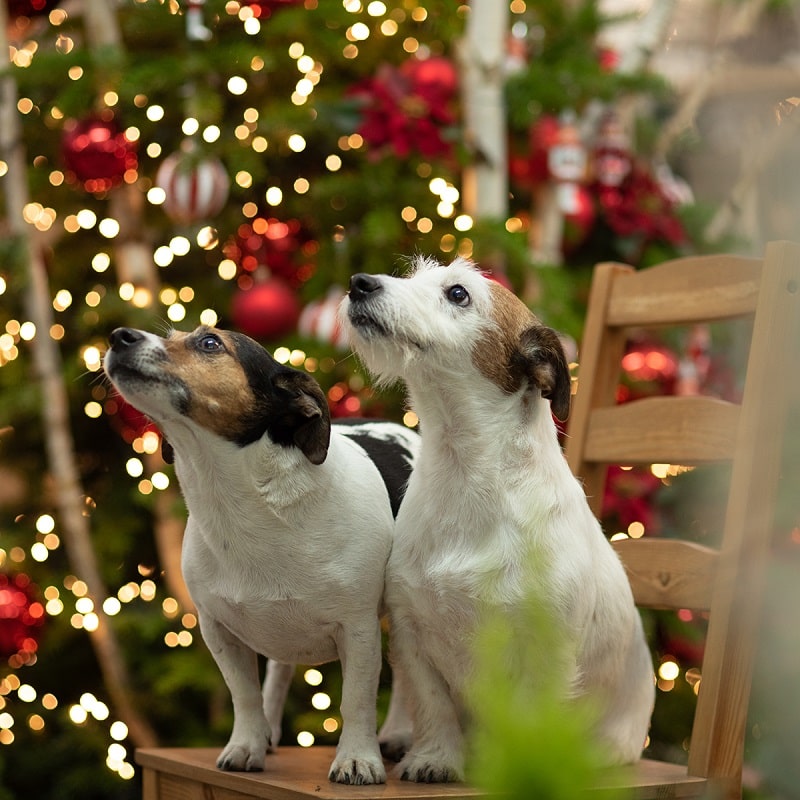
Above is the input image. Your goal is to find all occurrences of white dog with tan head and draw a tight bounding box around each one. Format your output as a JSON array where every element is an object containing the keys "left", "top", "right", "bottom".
[{"left": 340, "top": 256, "right": 654, "bottom": 782}]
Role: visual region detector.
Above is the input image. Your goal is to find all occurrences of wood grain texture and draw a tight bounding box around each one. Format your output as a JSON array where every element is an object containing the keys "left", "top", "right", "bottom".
[{"left": 136, "top": 747, "right": 708, "bottom": 799}]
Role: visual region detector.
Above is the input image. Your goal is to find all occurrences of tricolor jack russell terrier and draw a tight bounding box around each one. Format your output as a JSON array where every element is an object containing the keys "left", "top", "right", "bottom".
[
  {"left": 104, "top": 325, "right": 419, "bottom": 785},
  {"left": 340, "top": 256, "right": 655, "bottom": 782}
]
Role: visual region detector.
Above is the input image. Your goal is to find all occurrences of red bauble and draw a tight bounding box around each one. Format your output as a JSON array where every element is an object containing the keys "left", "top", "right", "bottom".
[
  {"left": 156, "top": 150, "right": 230, "bottom": 225},
  {"left": 61, "top": 114, "right": 138, "bottom": 193},
  {"left": 231, "top": 278, "right": 300, "bottom": 341},
  {"left": 0, "top": 572, "right": 45, "bottom": 662},
  {"left": 242, "top": 0, "right": 303, "bottom": 17}
]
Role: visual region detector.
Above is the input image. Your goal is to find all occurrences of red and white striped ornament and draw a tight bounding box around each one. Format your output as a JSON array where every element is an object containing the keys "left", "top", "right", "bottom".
[
  {"left": 298, "top": 288, "right": 349, "bottom": 350},
  {"left": 156, "top": 150, "right": 230, "bottom": 225}
]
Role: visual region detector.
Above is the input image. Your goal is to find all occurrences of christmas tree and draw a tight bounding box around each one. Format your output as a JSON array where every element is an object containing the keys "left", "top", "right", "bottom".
[{"left": 0, "top": 0, "right": 797, "bottom": 797}]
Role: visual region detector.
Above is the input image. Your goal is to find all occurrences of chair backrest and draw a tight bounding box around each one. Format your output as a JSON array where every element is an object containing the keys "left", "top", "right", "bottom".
[{"left": 564, "top": 241, "right": 800, "bottom": 796}]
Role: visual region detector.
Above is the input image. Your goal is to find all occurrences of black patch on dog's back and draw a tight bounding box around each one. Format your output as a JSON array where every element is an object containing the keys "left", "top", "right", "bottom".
[{"left": 334, "top": 420, "right": 417, "bottom": 517}]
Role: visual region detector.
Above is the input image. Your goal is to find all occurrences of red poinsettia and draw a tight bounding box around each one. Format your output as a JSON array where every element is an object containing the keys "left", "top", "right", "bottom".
[
  {"left": 595, "top": 164, "right": 687, "bottom": 247},
  {"left": 349, "top": 56, "right": 458, "bottom": 159}
]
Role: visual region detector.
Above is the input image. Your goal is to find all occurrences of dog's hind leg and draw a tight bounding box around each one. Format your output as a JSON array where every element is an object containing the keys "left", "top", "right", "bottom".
[
  {"left": 262, "top": 660, "right": 293, "bottom": 752},
  {"left": 200, "top": 615, "right": 271, "bottom": 772},
  {"left": 378, "top": 662, "right": 413, "bottom": 761},
  {"left": 328, "top": 619, "right": 386, "bottom": 785}
]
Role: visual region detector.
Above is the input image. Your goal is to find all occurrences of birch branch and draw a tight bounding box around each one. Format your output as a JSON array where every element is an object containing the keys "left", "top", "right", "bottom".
[
  {"left": 459, "top": 0, "right": 509, "bottom": 220},
  {"left": 0, "top": 1, "right": 157, "bottom": 749}
]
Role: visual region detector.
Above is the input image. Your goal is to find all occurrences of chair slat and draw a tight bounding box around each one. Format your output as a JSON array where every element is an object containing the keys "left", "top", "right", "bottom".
[
  {"left": 612, "top": 539, "right": 719, "bottom": 610},
  {"left": 603, "top": 256, "right": 761, "bottom": 327},
  {"left": 582, "top": 396, "right": 740, "bottom": 465}
]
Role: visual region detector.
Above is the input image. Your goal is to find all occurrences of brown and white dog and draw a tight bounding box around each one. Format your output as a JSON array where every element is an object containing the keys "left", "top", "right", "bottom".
[
  {"left": 104, "top": 325, "right": 419, "bottom": 785},
  {"left": 340, "top": 256, "right": 655, "bottom": 782}
]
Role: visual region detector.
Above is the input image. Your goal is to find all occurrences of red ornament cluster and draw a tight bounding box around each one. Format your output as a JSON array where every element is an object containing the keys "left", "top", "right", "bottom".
[
  {"left": 224, "top": 216, "right": 314, "bottom": 288},
  {"left": 349, "top": 55, "right": 458, "bottom": 159},
  {"left": 61, "top": 114, "right": 138, "bottom": 194},
  {"left": 0, "top": 572, "right": 45, "bottom": 665}
]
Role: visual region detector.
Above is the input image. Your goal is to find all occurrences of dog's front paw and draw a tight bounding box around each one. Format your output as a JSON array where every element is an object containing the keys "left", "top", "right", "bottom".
[
  {"left": 216, "top": 740, "right": 268, "bottom": 772},
  {"left": 328, "top": 753, "right": 386, "bottom": 785},
  {"left": 398, "top": 750, "right": 463, "bottom": 783}
]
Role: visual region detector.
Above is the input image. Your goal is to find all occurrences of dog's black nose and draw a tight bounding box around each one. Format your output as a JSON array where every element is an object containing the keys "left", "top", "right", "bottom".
[
  {"left": 109, "top": 327, "right": 144, "bottom": 349},
  {"left": 349, "top": 273, "right": 383, "bottom": 301}
]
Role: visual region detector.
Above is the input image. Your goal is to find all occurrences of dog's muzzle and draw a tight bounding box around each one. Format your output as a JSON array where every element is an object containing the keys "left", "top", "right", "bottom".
[{"left": 346, "top": 274, "right": 391, "bottom": 337}]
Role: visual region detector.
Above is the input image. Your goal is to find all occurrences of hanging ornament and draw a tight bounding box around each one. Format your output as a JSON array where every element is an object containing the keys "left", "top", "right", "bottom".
[
  {"left": 156, "top": 148, "right": 230, "bottom": 225},
  {"left": 547, "top": 111, "right": 588, "bottom": 215},
  {"left": 231, "top": 276, "right": 300, "bottom": 341},
  {"left": 298, "top": 288, "right": 348, "bottom": 350},
  {"left": 0, "top": 572, "right": 45, "bottom": 664},
  {"left": 61, "top": 114, "right": 138, "bottom": 194},
  {"left": 184, "top": 0, "right": 212, "bottom": 41},
  {"left": 591, "top": 112, "right": 632, "bottom": 189}
]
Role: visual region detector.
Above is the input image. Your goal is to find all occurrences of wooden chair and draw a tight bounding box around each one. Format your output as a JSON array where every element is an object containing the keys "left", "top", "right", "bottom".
[
  {"left": 563, "top": 240, "right": 800, "bottom": 799},
  {"left": 137, "top": 241, "right": 800, "bottom": 800}
]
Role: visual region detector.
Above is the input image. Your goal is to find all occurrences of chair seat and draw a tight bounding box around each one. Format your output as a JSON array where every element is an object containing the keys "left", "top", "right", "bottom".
[{"left": 136, "top": 746, "right": 708, "bottom": 799}]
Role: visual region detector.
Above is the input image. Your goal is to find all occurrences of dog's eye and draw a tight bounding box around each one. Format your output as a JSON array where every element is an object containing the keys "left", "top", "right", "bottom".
[
  {"left": 446, "top": 284, "right": 470, "bottom": 307},
  {"left": 198, "top": 334, "right": 223, "bottom": 352}
]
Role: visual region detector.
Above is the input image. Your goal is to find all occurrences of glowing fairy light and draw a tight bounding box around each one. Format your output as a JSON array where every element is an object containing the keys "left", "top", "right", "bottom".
[
  {"left": 199, "top": 308, "right": 218, "bottom": 326},
  {"left": 227, "top": 76, "right": 248, "bottom": 95},
  {"left": 103, "top": 597, "right": 121, "bottom": 616},
  {"left": 311, "top": 692, "right": 331, "bottom": 710},
  {"left": 98, "top": 218, "right": 120, "bottom": 239},
  {"left": 658, "top": 660, "right": 680, "bottom": 681},
  {"left": 297, "top": 731, "right": 314, "bottom": 747},
  {"left": 110, "top": 721, "right": 128, "bottom": 741},
  {"left": 454, "top": 214, "right": 473, "bottom": 231},
  {"left": 169, "top": 236, "right": 190, "bottom": 256},
  {"left": 303, "top": 668, "right": 323, "bottom": 686},
  {"left": 35, "top": 515, "right": 55, "bottom": 534},
  {"left": 92, "top": 252, "right": 110, "bottom": 273}
]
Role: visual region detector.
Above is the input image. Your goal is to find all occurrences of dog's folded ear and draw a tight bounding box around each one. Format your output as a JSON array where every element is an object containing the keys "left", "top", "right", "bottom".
[
  {"left": 516, "top": 325, "right": 572, "bottom": 421},
  {"left": 161, "top": 435, "right": 175, "bottom": 464},
  {"left": 273, "top": 371, "right": 332, "bottom": 465}
]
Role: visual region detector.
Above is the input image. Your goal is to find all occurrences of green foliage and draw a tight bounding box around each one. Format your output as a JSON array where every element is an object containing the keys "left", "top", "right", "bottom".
[
  {"left": 505, "top": 0, "right": 665, "bottom": 129},
  {"left": 468, "top": 583, "right": 625, "bottom": 800}
]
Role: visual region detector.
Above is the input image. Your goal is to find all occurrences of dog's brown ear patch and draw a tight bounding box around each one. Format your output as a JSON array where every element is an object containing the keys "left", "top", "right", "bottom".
[
  {"left": 273, "top": 371, "right": 331, "bottom": 465},
  {"left": 516, "top": 326, "right": 572, "bottom": 421}
]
